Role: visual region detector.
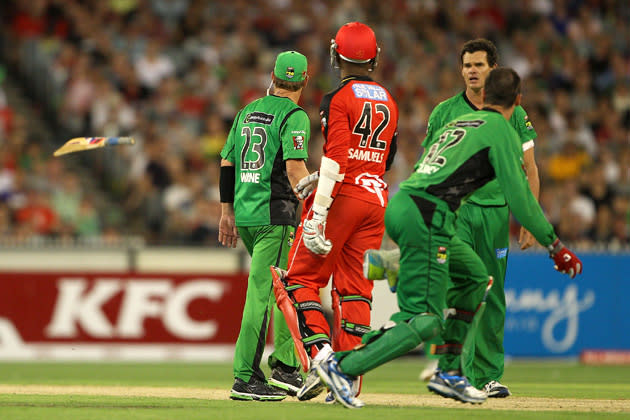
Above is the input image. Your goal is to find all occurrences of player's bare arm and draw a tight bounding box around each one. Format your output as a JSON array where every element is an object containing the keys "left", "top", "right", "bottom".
[
  {"left": 519, "top": 147, "right": 540, "bottom": 250},
  {"left": 286, "top": 159, "right": 311, "bottom": 193},
  {"left": 218, "top": 159, "right": 239, "bottom": 248}
]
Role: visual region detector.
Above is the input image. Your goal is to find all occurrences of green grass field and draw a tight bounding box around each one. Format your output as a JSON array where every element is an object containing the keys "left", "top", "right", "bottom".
[{"left": 0, "top": 358, "right": 629, "bottom": 419}]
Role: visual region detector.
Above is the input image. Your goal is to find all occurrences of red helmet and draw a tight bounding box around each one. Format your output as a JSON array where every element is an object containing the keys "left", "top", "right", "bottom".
[{"left": 330, "top": 22, "right": 380, "bottom": 69}]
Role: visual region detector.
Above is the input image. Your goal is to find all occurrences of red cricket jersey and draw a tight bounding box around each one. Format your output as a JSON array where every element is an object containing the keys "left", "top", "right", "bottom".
[{"left": 320, "top": 75, "right": 399, "bottom": 207}]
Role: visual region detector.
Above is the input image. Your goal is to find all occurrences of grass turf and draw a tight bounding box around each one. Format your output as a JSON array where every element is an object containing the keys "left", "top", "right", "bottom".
[{"left": 0, "top": 358, "right": 628, "bottom": 419}]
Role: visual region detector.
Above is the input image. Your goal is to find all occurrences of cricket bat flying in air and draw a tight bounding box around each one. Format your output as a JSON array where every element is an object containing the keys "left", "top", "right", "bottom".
[{"left": 53, "top": 137, "right": 135, "bottom": 157}]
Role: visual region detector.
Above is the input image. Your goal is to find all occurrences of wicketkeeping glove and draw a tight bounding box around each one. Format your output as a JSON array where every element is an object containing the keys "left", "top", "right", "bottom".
[
  {"left": 548, "top": 238, "right": 583, "bottom": 279},
  {"left": 302, "top": 211, "right": 332, "bottom": 255},
  {"left": 294, "top": 171, "right": 319, "bottom": 200}
]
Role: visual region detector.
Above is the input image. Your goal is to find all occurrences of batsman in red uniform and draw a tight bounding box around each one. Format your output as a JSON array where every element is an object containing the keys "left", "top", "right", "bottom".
[{"left": 273, "top": 22, "right": 399, "bottom": 401}]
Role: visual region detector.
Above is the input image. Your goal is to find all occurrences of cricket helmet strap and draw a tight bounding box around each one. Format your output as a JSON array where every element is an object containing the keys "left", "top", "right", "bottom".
[{"left": 330, "top": 22, "right": 380, "bottom": 71}]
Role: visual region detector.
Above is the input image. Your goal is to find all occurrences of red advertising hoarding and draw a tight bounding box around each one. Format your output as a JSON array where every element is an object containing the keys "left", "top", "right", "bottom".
[{"left": 0, "top": 272, "right": 251, "bottom": 358}]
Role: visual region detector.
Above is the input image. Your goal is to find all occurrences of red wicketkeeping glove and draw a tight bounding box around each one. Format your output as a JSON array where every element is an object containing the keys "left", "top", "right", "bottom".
[{"left": 548, "top": 238, "right": 583, "bottom": 279}]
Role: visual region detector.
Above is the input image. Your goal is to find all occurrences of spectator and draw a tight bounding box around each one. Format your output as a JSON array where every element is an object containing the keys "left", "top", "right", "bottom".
[
  {"left": 134, "top": 39, "right": 175, "bottom": 91},
  {"left": 1, "top": 1, "right": 628, "bottom": 249},
  {"left": 14, "top": 189, "right": 59, "bottom": 236}
]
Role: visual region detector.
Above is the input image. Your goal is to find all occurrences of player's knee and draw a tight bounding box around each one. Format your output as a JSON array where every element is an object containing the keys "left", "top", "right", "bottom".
[
  {"left": 340, "top": 297, "right": 372, "bottom": 336},
  {"left": 408, "top": 313, "right": 442, "bottom": 342}
]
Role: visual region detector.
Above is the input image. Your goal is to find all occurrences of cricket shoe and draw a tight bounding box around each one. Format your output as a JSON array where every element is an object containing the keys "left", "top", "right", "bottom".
[
  {"left": 324, "top": 377, "right": 360, "bottom": 404},
  {"left": 427, "top": 370, "right": 487, "bottom": 404},
  {"left": 268, "top": 365, "right": 303, "bottom": 396},
  {"left": 363, "top": 249, "right": 400, "bottom": 292},
  {"left": 483, "top": 380, "right": 511, "bottom": 398},
  {"left": 324, "top": 392, "right": 335, "bottom": 404},
  {"left": 230, "top": 377, "right": 287, "bottom": 401},
  {"left": 419, "top": 359, "right": 439, "bottom": 381},
  {"left": 296, "top": 366, "right": 326, "bottom": 401},
  {"left": 315, "top": 353, "right": 364, "bottom": 409}
]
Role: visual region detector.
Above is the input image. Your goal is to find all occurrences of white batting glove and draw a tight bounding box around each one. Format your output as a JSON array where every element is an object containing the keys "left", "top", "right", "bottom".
[
  {"left": 302, "top": 211, "right": 332, "bottom": 255},
  {"left": 294, "top": 171, "right": 319, "bottom": 200}
]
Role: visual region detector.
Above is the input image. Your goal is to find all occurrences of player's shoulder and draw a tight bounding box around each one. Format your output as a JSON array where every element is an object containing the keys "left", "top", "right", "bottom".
[
  {"left": 512, "top": 104, "right": 529, "bottom": 118},
  {"left": 460, "top": 109, "right": 509, "bottom": 135},
  {"left": 479, "top": 109, "right": 509, "bottom": 124},
  {"left": 435, "top": 92, "right": 464, "bottom": 109},
  {"left": 344, "top": 76, "right": 395, "bottom": 100},
  {"left": 429, "top": 93, "right": 463, "bottom": 119},
  {"left": 509, "top": 105, "right": 534, "bottom": 129},
  {"left": 322, "top": 77, "right": 397, "bottom": 111}
]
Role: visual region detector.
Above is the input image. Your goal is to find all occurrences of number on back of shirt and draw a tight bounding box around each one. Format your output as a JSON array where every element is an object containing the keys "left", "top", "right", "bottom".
[
  {"left": 422, "top": 128, "right": 466, "bottom": 168},
  {"left": 240, "top": 126, "right": 267, "bottom": 170},
  {"left": 353, "top": 102, "right": 390, "bottom": 150}
]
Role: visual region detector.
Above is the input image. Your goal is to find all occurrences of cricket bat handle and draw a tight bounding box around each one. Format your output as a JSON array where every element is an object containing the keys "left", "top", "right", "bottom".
[{"left": 105, "top": 137, "right": 135, "bottom": 145}]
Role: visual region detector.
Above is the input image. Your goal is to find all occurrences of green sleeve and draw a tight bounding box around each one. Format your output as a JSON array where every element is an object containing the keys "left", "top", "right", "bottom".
[
  {"left": 220, "top": 110, "right": 242, "bottom": 163},
  {"left": 489, "top": 120, "right": 556, "bottom": 247},
  {"left": 281, "top": 109, "right": 310, "bottom": 161},
  {"left": 510, "top": 105, "right": 537, "bottom": 145},
  {"left": 422, "top": 104, "right": 445, "bottom": 148}
]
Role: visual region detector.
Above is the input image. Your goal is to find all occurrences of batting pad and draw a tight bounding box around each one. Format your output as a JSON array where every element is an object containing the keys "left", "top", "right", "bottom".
[{"left": 270, "top": 266, "right": 310, "bottom": 372}]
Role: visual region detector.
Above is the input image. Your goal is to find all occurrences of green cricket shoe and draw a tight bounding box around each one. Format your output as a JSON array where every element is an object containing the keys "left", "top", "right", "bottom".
[{"left": 363, "top": 248, "right": 400, "bottom": 292}]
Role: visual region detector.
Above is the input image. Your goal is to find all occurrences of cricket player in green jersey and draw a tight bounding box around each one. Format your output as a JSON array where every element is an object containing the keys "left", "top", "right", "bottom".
[
  {"left": 365, "top": 39, "right": 539, "bottom": 396},
  {"left": 219, "top": 51, "right": 312, "bottom": 401},
  {"left": 314, "top": 68, "right": 582, "bottom": 408}
]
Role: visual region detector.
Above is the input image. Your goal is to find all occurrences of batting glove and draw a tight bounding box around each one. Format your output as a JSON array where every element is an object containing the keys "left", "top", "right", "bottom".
[
  {"left": 302, "top": 211, "right": 332, "bottom": 255},
  {"left": 548, "top": 238, "right": 583, "bottom": 279},
  {"left": 294, "top": 171, "right": 319, "bottom": 200}
]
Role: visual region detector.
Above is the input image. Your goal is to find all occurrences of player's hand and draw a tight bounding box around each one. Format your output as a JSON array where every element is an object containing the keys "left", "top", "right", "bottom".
[
  {"left": 294, "top": 171, "right": 319, "bottom": 200},
  {"left": 518, "top": 227, "right": 536, "bottom": 250},
  {"left": 218, "top": 213, "right": 239, "bottom": 248},
  {"left": 302, "top": 212, "right": 331, "bottom": 255},
  {"left": 548, "top": 238, "right": 582, "bottom": 279}
]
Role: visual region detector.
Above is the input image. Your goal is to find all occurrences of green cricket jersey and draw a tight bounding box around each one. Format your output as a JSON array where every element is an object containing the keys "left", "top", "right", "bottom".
[
  {"left": 423, "top": 92, "right": 537, "bottom": 206},
  {"left": 221, "top": 95, "right": 310, "bottom": 226},
  {"left": 402, "top": 109, "right": 555, "bottom": 247}
]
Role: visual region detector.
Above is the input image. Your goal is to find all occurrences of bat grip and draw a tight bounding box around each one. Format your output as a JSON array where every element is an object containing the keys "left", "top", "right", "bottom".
[{"left": 106, "top": 137, "right": 135, "bottom": 145}]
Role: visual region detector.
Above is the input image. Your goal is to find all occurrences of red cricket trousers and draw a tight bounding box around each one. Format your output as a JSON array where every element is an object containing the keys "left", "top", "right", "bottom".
[{"left": 286, "top": 193, "right": 385, "bottom": 356}]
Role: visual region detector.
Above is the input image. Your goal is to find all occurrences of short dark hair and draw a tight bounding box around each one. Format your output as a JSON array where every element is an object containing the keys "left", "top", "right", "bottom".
[
  {"left": 274, "top": 78, "right": 306, "bottom": 92},
  {"left": 484, "top": 67, "right": 521, "bottom": 107},
  {"left": 460, "top": 38, "right": 498, "bottom": 67}
]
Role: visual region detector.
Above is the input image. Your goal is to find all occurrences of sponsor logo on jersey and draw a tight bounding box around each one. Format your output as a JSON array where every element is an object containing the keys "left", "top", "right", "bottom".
[
  {"left": 351, "top": 83, "right": 388, "bottom": 101},
  {"left": 524, "top": 115, "right": 534, "bottom": 131},
  {"left": 288, "top": 231, "right": 294, "bottom": 248},
  {"left": 244, "top": 112, "right": 275, "bottom": 125},
  {"left": 292, "top": 134, "right": 304, "bottom": 150},
  {"left": 496, "top": 248, "right": 508, "bottom": 259},
  {"left": 437, "top": 246, "right": 448, "bottom": 264},
  {"left": 320, "top": 110, "right": 327, "bottom": 128},
  {"left": 355, "top": 173, "right": 387, "bottom": 206},
  {"left": 451, "top": 119, "right": 486, "bottom": 128}
]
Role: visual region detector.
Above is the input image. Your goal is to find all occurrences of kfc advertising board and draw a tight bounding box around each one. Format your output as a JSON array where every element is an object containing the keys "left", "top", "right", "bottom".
[
  {"left": 0, "top": 271, "right": 249, "bottom": 360},
  {"left": 0, "top": 247, "right": 254, "bottom": 360}
]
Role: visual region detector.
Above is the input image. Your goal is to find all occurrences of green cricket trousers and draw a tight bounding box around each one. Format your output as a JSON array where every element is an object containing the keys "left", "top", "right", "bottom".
[
  {"left": 337, "top": 190, "right": 488, "bottom": 376},
  {"left": 233, "top": 224, "right": 299, "bottom": 382},
  {"left": 456, "top": 203, "right": 509, "bottom": 388}
]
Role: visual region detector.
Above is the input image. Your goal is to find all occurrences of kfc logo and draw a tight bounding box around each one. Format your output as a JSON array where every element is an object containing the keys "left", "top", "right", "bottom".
[
  {"left": 293, "top": 135, "right": 304, "bottom": 150},
  {"left": 45, "top": 278, "right": 228, "bottom": 340}
]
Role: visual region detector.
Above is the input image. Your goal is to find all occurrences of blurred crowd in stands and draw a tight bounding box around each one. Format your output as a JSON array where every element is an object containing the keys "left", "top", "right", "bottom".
[{"left": 0, "top": 0, "right": 628, "bottom": 249}]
